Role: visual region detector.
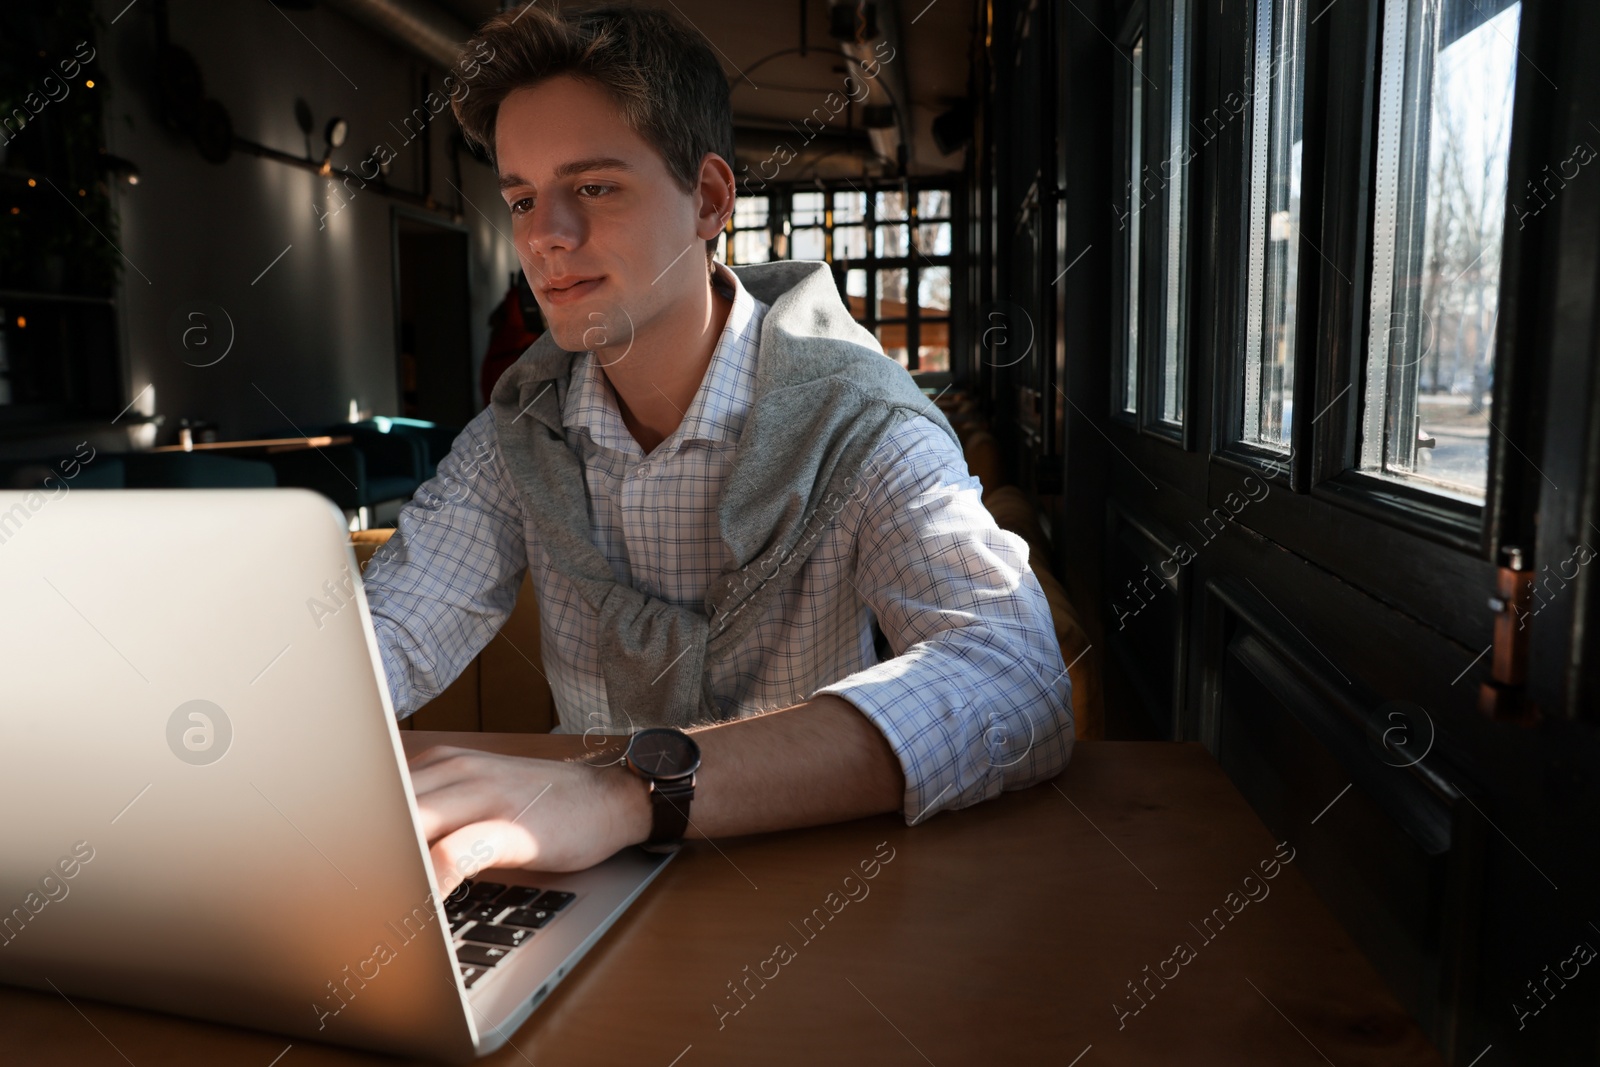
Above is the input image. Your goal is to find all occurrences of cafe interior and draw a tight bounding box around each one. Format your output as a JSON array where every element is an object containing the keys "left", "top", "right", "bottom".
[{"left": 3, "top": 0, "right": 1599, "bottom": 1064}]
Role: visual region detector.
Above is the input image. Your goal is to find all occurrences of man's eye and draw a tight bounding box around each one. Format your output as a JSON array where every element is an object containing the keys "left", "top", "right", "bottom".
[
  {"left": 510, "top": 197, "right": 533, "bottom": 215},
  {"left": 579, "top": 184, "right": 610, "bottom": 198}
]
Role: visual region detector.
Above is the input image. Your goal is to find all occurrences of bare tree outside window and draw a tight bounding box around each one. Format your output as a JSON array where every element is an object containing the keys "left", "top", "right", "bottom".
[{"left": 1363, "top": 0, "right": 1520, "bottom": 500}]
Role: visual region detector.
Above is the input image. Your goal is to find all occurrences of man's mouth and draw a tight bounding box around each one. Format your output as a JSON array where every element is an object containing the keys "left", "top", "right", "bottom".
[{"left": 543, "top": 277, "right": 604, "bottom": 305}]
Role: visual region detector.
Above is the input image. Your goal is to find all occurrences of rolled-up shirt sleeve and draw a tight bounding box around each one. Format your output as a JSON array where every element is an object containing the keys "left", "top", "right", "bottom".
[
  {"left": 813, "top": 415, "right": 1074, "bottom": 824},
  {"left": 362, "top": 408, "right": 529, "bottom": 718}
]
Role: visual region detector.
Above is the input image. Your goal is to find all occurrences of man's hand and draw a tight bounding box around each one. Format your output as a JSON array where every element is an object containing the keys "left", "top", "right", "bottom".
[{"left": 407, "top": 745, "right": 650, "bottom": 896}]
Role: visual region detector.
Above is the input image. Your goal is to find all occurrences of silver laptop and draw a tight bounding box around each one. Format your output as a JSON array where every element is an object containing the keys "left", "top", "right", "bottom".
[{"left": 0, "top": 487, "right": 674, "bottom": 1062}]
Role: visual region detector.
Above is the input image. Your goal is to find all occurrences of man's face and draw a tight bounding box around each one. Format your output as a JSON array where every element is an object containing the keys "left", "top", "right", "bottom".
[{"left": 494, "top": 75, "right": 713, "bottom": 357}]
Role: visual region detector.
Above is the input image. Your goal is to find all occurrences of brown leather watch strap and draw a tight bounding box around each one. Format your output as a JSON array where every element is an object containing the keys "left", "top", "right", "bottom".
[{"left": 646, "top": 775, "right": 695, "bottom": 849}]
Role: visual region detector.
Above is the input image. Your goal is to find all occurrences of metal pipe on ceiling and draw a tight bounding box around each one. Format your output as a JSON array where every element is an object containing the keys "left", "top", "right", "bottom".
[{"left": 318, "top": 0, "right": 473, "bottom": 70}]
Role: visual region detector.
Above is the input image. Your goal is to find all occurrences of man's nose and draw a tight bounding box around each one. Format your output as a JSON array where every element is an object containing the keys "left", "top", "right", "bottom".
[{"left": 522, "top": 194, "right": 583, "bottom": 261}]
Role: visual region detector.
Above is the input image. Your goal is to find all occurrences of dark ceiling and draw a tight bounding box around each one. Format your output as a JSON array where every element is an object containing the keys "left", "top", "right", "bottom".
[{"left": 421, "top": 0, "right": 976, "bottom": 179}]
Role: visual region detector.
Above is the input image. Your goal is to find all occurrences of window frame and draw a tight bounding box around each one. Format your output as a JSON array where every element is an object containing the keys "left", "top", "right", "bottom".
[
  {"left": 1214, "top": 0, "right": 1321, "bottom": 485},
  {"left": 727, "top": 178, "right": 962, "bottom": 381},
  {"left": 1114, "top": 0, "right": 1196, "bottom": 447},
  {"left": 1149, "top": 0, "right": 1194, "bottom": 440},
  {"left": 1209, "top": 0, "right": 1323, "bottom": 491},
  {"left": 1344, "top": 0, "right": 1516, "bottom": 511},
  {"left": 727, "top": 193, "right": 774, "bottom": 266},
  {"left": 1112, "top": 4, "right": 1149, "bottom": 429},
  {"left": 1205, "top": 0, "right": 1536, "bottom": 561},
  {"left": 1311, "top": 0, "right": 1530, "bottom": 553}
]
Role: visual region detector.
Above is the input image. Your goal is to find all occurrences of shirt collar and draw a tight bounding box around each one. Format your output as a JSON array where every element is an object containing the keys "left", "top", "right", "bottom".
[{"left": 564, "top": 260, "right": 765, "bottom": 455}]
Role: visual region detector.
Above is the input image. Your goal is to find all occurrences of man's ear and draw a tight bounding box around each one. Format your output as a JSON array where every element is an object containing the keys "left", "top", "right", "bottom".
[{"left": 695, "top": 151, "right": 737, "bottom": 243}]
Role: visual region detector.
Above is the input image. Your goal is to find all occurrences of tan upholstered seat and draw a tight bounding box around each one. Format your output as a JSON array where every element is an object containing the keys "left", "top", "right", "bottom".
[
  {"left": 980, "top": 485, "right": 1103, "bottom": 740},
  {"left": 960, "top": 429, "right": 1005, "bottom": 498}
]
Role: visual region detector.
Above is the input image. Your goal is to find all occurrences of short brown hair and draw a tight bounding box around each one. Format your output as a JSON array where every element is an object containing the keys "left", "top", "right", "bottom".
[{"left": 453, "top": 4, "right": 735, "bottom": 260}]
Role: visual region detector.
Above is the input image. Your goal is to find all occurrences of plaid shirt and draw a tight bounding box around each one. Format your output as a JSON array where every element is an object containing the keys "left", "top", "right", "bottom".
[{"left": 363, "top": 264, "right": 1073, "bottom": 824}]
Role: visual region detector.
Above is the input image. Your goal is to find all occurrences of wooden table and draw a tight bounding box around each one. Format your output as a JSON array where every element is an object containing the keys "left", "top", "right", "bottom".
[
  {"left": 146, "top": 434, "right": 353, "bottom": 454},
  {"left": 0, "top": 738, "right": 1445, "bottom": 1066}
]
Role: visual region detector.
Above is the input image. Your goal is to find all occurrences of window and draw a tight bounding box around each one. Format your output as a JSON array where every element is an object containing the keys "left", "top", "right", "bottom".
[
  {"left": 729, "top": 195, "right": 771, "bottom": 263},
  {"left": 728, "top": 182, "right": 957, "bottom": 374},
  {"left": 1122, "top": 33, "right": 1146, "bottom": 416},
  {"left": 791, "top": 190, "right": 827, "bottom": 260},
  {"left": 911, "top": 189, "right": 953, "bottom": 373},
  {"left": 1243, "top": 0, "right": 1308, "bottom": 452},
  {"left": 1361, "top": 0, "right": 1521, "bottom": 502},
  {"left": 1120, "top": 1, "right": 1190, "bottom": 431},
  {"left": 834, "top": 188, "right": 868, "bottom": 259},
  {"left": 1160, "top": 0, "right": 1190, "bottom": 426}
]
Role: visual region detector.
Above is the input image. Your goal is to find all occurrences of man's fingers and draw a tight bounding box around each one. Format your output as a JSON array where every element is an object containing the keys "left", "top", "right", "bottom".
[
  {"left": 407, "top": 744, "right": 479, "bottom": 775},
  {"left": 403, "top": 754, "right": 614, "bottom": 881},
  {"left": 408, "top": 748, "right": 517, "bottom": 801},
  {"left": 429, "top": 821, "right": 536, "bottom": 897},
  {"left": 409, "top": 777, "right": 512, "bottom": 843},
  {"left": 408, "top": 756, "right": 559, "bottom": 845}
]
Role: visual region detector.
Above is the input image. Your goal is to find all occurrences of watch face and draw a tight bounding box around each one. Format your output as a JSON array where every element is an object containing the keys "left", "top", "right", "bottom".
[{"left": 627, "top": 728, "right": 701, "bottom": 779}]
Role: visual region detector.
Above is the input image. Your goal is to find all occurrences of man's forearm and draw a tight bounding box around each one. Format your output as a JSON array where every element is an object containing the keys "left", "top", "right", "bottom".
[{"left": 607, "top": 694, "right": 906, "bottom": 843}]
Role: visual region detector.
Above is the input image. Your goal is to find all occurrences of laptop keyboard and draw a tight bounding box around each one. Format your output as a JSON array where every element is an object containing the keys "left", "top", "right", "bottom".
[{"left": 445, "top": 879, "right": 577, "bottom": 990}]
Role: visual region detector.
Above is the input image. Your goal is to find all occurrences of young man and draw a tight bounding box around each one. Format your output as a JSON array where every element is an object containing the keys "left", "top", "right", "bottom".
[{"left": 362, "top": 4, "right": 1072, "bottom": 890}]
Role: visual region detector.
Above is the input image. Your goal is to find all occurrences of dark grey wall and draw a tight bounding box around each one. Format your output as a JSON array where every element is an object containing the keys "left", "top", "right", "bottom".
[{"left": 86, "top": 0, "right": 517, "bottom": 451}]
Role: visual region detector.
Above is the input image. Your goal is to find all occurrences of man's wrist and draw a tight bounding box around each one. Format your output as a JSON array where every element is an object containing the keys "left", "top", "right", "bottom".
[{"left": 606, "top": 762, "right": 655, "bottom": 848}]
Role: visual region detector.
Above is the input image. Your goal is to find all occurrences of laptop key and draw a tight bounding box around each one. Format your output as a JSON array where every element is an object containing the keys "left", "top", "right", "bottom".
[
  {"left": 466, "top": 904, "right": 506, "bottom": 923},
  {"left": 532, "top": 890, "right": 576, "bottom": 911},
  {"left": 495, "top": 886, "right": 543, "bottom": 909},
  {"left": 459, "top": 965, "right": 488, "bottom": 989},
  {"left": 455, "top": 942, "right": 512, "bottom": 968},
  {"left": 501, "top": 907, "right": 554, "bottom": 929},
  {"left": 464, "top": 881, "right": 509, "bottom": 903},
  {"left": 463, "top": 924, "right": 533, "bottom": 948},
  {"left": 448, "top": 917, "right": 472, "bottom": 934}
]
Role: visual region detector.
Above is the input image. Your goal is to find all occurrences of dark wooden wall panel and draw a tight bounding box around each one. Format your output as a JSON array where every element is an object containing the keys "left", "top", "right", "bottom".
[
  {"left": 1206, "top": 579, "right": 1482, "bottom": 1052},
  {"left": 1105, "top": 506, "right": 1187, "bottom": 738}
]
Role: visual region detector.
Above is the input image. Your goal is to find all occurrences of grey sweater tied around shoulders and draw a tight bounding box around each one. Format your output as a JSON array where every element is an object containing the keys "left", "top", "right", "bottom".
[{"left": 489, "top": 259, "right": 961, "bottom": 730}]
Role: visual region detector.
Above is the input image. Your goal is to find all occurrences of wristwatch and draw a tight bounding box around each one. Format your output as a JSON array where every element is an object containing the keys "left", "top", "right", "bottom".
[{"left": 621, "top": 728, "right": 701, "bottom": 853}]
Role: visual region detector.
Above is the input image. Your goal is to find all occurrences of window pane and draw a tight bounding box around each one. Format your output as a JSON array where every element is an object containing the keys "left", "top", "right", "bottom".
[
  {"left": 1160, "top": 0, "right": 1190, "bottom": 425},
  {"left": 734, "top": 196, "right": 768, "bottom": 228},
  {"left": 834, "top": 225, "right": 868, "bottom": 260},
  {"left": 1242, "top": 0, "right": 1307, "bottom": 451},
  {"left": 845, "top": 268, "right": 868, "bottom": 320},
  {"left": 792, "top": 227, "right": 826, "bottom": 260},
  {"left": 917, "top": 346, "right": 951, "bottom": 373},
  {"left": 834, "top": 191, "right": 866, "bottom": 223},
  {"left": 732, "top": 229, "right": 770, "bottom": 263},
  {"left": 921, "top": 318, "right": 950, "bottom": 356},
  {"left": 918, "top": 266, "right": 951, "bottom": 314},
  {"left": 1124, "top": 35, "right": 1145, "bottom": 415},
  {"left": 793, "top": 191, "right": 826, "bottom": 226},
  {"left": 916, "top": 189, "right": 952, "bottom": 218},
  {"left": 915, "top": 221, "right": 952, "bottom": 255},
  {"left": 875, "top": 190, "right": 910, "bottom": 220},
  {"left": 1361, "top": 0, "right": 1520, "bottom": 501},
  {"left": 877, "top": 321, "right": 908, "bottom": 366},
  {"left": 875, "top": 224, "right": 910, "bottom": 257},
  {"left": 876, "top": 270, "right": 909, "bottom": 318}
]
